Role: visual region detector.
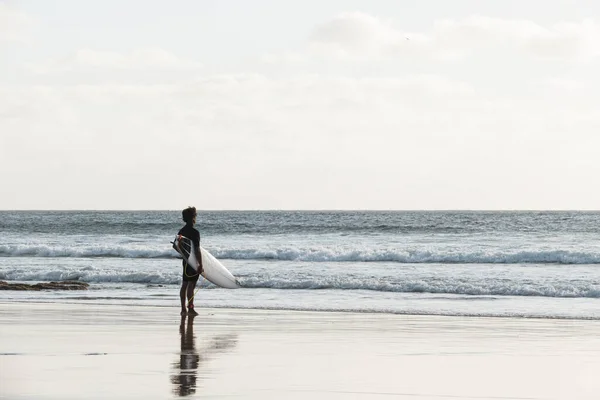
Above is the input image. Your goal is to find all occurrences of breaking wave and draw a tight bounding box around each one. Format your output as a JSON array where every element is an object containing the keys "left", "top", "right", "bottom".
[
  {"left": 2, "top": 244, "right": 600, "bottom": 264},
  {"left": 1, "top": 270, "right": 599, "bottom": 298}
]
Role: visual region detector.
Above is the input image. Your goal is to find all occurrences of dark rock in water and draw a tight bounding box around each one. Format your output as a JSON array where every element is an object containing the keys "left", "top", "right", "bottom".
[{"left": 0, "top": 281, "right": 89, "bottom": 291}]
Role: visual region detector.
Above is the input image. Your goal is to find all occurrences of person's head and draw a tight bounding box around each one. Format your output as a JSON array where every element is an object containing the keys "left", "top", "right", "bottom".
[{"left": 182, "top": 206, "right": 197, "bottom": 225}]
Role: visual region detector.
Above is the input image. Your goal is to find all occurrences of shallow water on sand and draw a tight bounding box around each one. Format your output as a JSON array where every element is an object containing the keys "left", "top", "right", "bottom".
[{"left": 2, "top": 304, "right": 600, "bottom": 400}]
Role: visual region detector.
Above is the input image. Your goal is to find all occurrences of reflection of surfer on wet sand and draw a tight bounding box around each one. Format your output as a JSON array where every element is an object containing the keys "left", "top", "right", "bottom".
[
  {"left": 171, "top": 315, "right": 200, "bottom": 397},
  {"left": 171, "top": 315, "right": 239, "bottom": 397}
]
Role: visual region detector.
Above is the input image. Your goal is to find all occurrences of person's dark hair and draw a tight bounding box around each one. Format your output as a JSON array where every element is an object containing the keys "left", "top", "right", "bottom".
[{"left": 182, "top": 206, "right": 197, "bottom": 224}]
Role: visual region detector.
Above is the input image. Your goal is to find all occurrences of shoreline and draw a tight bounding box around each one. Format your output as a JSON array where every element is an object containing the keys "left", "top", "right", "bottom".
[{"left": 2, "top": 299, "right": 599, "bottom": 321}]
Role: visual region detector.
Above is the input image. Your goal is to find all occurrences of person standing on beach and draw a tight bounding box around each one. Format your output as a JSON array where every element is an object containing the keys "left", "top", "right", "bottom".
[{"left": 178, "top": 206, "right": 203, "bottom": 316}]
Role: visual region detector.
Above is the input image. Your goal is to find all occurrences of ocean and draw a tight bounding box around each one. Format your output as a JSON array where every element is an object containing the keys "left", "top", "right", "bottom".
[{"left": 1, "top": 211, "right": 599, "bottom": 319}]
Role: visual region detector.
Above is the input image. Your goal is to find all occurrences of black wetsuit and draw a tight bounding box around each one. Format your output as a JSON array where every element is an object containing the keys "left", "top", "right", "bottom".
[{"left": 178, "top": 223, "right": 201, "bottom": 282}]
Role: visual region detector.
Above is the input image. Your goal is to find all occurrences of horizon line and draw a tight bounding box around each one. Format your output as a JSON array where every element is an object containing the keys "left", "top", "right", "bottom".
[{"left": 1, "top": 209, "right": 600, "bottom": 212}]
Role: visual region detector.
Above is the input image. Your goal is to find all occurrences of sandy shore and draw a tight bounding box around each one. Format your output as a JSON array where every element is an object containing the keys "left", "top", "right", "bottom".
[{"left": 1, "top": 303, "right": 599, "bottom": 400}]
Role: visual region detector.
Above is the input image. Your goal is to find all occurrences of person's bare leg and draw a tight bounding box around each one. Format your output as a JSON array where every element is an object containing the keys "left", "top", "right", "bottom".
[
  {"left": 179, "top": 282, "right": 187, "bottom": 315},
  {"left": 187, "top": 281, "right": 198, "bottom": 316}
]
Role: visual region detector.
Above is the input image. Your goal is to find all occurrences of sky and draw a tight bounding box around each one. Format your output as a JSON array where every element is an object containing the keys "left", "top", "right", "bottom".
[{"left": 1, "top": 0, "right": 600, "bottom": 210}]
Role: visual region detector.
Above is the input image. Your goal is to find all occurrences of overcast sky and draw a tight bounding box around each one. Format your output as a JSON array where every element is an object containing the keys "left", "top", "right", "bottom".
[{"left": 2, "top": 0, "right": 600, "bottom": 210}]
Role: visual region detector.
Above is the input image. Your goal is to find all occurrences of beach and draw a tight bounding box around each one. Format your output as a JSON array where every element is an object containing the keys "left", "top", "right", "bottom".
[
  {"left": 2, "top": 212, "right": 600, "bottom": 399},
  {"left": 2, "top": 303, "right": 599, "bottom": 400},
  {"left": 4, "top": 0, "right": 600, "bottom": 396}
]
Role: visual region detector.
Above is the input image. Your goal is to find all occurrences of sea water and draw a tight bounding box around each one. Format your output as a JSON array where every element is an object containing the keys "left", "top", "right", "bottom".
[{"left": 1, "top": 211, "right": 599, "bottom": 319}]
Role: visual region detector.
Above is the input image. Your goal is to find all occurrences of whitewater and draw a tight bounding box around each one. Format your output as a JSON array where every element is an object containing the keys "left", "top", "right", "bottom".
[{"left": 1, "top": 211, "right": 599, "bottom": 319}]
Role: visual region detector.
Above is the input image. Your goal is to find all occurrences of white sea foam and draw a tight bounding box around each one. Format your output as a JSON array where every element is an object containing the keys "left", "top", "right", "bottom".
[
  {"left": 0, "top": 269, "right": 181, "bottom": 285},
  {"left": 1, "top": 269, "right": 598, "bottom": 298},
  {"left": 211, "top": 248, "right": 600, "bottom": 264},
  {"left": 2, "top": 244, "right": 600, "bottom": 264},
  {"left": 0, "top": 244, "right": 173, "bottom": 259}
]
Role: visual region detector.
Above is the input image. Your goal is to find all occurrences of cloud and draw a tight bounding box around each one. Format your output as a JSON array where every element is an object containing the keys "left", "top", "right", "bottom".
[
  {"left": 310, "top": 12, "right": 402, "bottom": 52},
  {"left": 295, "top": 12, "right": 600, "bottom": 62},
  {"left": 0, "top": 3, "right": 34, "bottom": 43},
  {"left": 0, "top": 74, "right": 477, "bottom": 169},
  {"left": 2, "top": 72, "right": 600, "bottom": 209},
  {"left": 434, "top": 16, "right": 600, "bottom": 60},
  {"left": 27, "top": 48, "right": 203, "bottom": 74},
  {"left": 535, "top": 78, "right": 585, "bottom": 91},
  {"left": 1, "top": 73, "right": 474, "bottom": 135},
  {"left": 1, "top": 73, "right": 595, "bottom": 165},
  {"left": 4, "top": 9, "right": 600, "bottom": 209}
]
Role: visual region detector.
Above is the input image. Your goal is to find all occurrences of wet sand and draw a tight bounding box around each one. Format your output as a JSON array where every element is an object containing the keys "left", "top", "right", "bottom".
[{"left": 1, "top": 302, "right": 600, "bottom": 400}]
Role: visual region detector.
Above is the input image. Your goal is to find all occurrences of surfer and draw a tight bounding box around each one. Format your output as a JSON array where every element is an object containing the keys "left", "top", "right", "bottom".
[{"left": 178, "top": 206, "right": 203, "bottom": 316}]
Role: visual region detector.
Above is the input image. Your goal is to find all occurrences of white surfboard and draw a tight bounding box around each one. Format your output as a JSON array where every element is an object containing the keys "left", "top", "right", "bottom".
[{"left": 172, "top": 235, "right": 240, "bottom": 289}]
